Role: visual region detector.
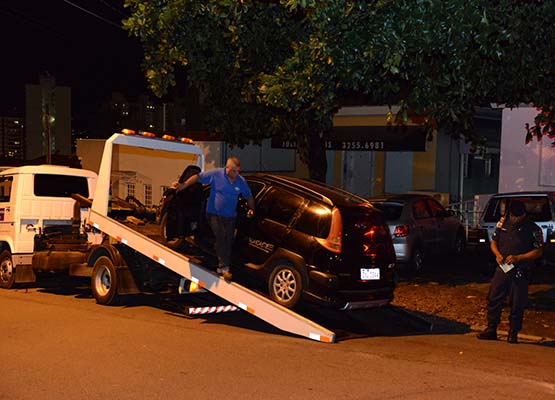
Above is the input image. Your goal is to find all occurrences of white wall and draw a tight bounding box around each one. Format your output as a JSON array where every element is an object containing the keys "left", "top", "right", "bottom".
[{"left": 499, "top": 107, "right": 555, "bottom": 192}]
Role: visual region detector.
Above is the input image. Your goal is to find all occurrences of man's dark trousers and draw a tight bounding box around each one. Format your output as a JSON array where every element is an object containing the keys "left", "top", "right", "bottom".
[{"left": 486, "top": 267, "right": 529, "bottom": 331}]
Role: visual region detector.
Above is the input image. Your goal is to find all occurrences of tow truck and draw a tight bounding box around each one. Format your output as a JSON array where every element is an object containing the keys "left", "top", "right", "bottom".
[{"left": 1, "top": 131, "right": 335, "bottom": 343}]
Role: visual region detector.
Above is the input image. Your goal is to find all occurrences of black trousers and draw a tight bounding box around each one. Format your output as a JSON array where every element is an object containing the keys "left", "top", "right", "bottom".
[
  {"left": 207, "top": 213, "right": 236, "bottom": 269},
  {"left": 486, "top": 267, "right": 529, "bottom": 331}
]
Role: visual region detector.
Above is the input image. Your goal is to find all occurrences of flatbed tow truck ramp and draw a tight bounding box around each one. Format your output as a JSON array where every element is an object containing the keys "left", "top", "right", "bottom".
[{"left": 89, "top": 132, "right": 336, "bottom": 343}]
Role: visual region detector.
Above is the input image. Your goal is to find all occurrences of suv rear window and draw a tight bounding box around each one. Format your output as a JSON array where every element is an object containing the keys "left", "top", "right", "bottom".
[
  {"left": 483, "top": 196, "right": 552, "bottom": 223},
  {"left": 34, "top": 174, "right": 89, "bottom": 198}
]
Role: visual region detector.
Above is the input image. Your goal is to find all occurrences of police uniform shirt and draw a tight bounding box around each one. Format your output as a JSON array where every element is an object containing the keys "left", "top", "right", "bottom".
[{"left": 492, "top": 218, "right": 544, "bottom": 268}]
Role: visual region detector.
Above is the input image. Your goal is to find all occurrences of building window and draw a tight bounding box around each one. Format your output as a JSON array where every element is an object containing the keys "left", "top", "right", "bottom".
[
  {"left": 127, "top": 183, "right": 135, "bottom": 198},
  {"left": 161, "top": 185, "right": 169, "bottom": 197},
  {"left": 144, "top": 184, "right": 152, "bottom": 206},
  {"left": 485, "top": 157, "right": 492, "bottom": 178}
]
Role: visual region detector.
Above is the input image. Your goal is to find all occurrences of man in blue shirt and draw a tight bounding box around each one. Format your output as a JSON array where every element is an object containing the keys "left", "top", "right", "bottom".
[{"left": 176, "top": 157, "right": 255, "bottom": 280}]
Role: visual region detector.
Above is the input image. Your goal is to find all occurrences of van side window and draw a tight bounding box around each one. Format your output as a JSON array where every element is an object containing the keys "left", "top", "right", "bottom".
[
  {"left": 0, "top": 177, "right": 13, "bottom": 202},
  {"left": 259, "top": 188, "right": 303, "bottom": 226},
  {"left": 34, "top": 174, "right": 89, "bottom": 198},
  {"left": 295, "top": 202, "right": 332, "bottom": 238}
]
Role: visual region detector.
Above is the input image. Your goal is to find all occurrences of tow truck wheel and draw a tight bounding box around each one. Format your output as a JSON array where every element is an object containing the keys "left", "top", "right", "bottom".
[
  {"left": 0, "top": 250, "right": 15, "bottom": 289},
  {"left": 268, "top": 263, "right": 302, "bottom": 309},
  {"left": 91, "top": 256, "right": 119, "bottom": 305}
]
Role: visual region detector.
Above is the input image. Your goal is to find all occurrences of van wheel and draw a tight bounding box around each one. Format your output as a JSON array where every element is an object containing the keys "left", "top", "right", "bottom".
[
  {"left": 91, "top": 256, "right": 119, "bottom": 305},
  {"left": 268, "top": 263, "right": 302, "bottom": 309},
  {"left": 411, "top": 248, "right": 424, "bottom": 273},
  {"left": 0, "top": 250, "right": 15, "bottom": 289}
]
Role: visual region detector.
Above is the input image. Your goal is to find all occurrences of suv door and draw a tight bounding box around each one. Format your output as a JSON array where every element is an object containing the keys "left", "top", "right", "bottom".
[{"left": 236, "top": 187, "right": 305, "bottom": 269}]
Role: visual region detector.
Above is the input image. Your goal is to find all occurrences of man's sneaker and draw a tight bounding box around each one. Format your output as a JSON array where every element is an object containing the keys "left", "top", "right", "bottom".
[{"left": 476, "top": 325, "right": 497, "bottom": 341}]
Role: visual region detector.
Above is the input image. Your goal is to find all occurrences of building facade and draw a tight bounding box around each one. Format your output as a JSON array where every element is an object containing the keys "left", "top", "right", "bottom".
[{"left": 25, "top": 75, "right": 71, "bottom": 160}]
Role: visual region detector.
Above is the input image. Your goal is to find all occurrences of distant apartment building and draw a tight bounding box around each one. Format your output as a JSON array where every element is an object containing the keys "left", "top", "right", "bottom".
[
  {"left": 94, "top": 92, "right": 189, "bottom": 136},
  {"left": 0, "top": 116, "right": 25, "bottom": 160},
  {"left": 25, "top": 74, "right": 71, "bottom": 160}
]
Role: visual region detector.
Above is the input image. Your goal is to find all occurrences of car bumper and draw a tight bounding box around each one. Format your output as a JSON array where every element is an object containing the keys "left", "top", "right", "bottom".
[{"left": 305, "top": 269, "right": 396, "bottom": 309}]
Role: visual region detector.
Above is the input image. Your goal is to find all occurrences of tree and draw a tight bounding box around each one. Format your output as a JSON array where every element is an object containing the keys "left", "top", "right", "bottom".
[{"left": 123, "top": 0, "right": 555, "bottom": 180}]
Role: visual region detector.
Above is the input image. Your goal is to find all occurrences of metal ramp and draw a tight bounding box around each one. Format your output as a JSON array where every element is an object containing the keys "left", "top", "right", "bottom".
[{"left": 89, "top": 133, "right": 335, "bottom": 343}]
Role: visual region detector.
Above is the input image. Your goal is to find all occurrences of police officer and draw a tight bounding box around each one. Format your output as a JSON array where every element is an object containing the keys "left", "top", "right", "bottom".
[{"left": 477, "top": 200, "right": 543, "bottom": 343}]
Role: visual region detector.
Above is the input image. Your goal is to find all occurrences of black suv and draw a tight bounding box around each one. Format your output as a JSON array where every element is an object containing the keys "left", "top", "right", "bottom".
[{"left": 162, "top": 173, "right": 397, "bottom": 310}]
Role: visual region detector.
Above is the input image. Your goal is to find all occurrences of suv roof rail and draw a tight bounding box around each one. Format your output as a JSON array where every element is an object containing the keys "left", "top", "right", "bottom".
[{"left": 250, "top": 174, "right": 333, "bottom": 206}]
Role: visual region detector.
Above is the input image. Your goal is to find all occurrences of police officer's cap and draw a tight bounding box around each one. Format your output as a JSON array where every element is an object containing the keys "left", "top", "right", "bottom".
[{"left": 509, "top": 200, "right": 526, "bottom": 217}]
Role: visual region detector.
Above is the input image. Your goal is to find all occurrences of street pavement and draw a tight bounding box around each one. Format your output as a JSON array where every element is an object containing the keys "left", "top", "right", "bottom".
[{"left": 1, "top": 279, "right": 554, "bottom": 400}]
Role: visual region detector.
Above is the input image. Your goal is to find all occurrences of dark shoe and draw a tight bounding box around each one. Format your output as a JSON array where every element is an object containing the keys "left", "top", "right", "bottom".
[
  {"left": 507, "top": 330, "right": 518, "bottom": 344},
  {"left": 477, "top": 325, "right": 497, "bottom": 341},
  {"left": 219, "top": 267, "right": 232, "bottom": 281}
]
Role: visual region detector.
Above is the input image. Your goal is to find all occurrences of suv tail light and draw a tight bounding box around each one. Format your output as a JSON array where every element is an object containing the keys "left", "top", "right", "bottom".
[
  {"left": 393, "top": 225, "right": 409, "bottom": 237},
  {"left": 316, "top": 207, "right": 342, "bottom": 254},
  {"left": 363, "top": 224, "right": 390, "bottom": 257}
]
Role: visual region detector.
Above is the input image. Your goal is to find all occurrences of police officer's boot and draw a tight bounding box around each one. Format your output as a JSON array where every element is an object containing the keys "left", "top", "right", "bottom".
[
  {"left": 476, "top": 324, "right": 497, "bottom": 340},
  {"left": 507, "top": 330, "right": 518, "bottom": 344}
]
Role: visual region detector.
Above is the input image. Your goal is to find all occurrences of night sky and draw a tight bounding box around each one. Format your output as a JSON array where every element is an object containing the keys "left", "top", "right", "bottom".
[{"left": 0, "top": 0, "right": 148, "bottom": 130}]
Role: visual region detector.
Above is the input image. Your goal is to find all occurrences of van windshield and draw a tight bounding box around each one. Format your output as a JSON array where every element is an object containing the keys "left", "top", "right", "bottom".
[
  {"left": 34, "top": 174, "right": 89, "bottom": 198},
  {"left": 483, "top": 196, "right": 551, "bottom": 223}
]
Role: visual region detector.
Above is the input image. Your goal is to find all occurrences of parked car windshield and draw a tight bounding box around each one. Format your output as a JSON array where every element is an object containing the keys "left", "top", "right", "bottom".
[
  {"left": 371, "top": 202, "right": 404, "bottom": 221},
  {"left": 483, "top": 196, "right": 551, "bottom": 223}
]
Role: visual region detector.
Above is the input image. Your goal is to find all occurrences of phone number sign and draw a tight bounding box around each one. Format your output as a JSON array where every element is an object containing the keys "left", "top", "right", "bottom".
[{"left": 271, "top": 125, "right": 426, "bottom": 152}]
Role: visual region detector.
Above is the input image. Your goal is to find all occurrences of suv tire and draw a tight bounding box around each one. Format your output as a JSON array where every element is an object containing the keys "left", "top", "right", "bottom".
[{"left": 268, "top": 262, "right": 303, "bottom": 309}]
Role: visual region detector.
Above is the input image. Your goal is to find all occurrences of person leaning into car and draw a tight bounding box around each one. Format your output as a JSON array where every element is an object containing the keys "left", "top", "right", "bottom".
[
  {"left": 174, "top": 157, "right": 254, "bottom": 281},
  {"left": 477, "top": 200, "right": 543, "bottom": 344}
]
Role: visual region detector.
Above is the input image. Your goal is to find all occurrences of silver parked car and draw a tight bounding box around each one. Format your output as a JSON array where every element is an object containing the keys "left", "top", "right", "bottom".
[{"left": 369, "top": 194, "right": 466, "bottom": 272}]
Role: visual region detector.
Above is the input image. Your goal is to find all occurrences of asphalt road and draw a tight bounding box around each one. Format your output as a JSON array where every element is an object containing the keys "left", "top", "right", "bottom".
[{"left": 1, "top": 280, "right": 554, "bottom": 400}]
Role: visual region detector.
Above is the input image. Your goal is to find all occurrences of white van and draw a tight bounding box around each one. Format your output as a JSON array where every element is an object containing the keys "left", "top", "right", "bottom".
[{"left": 0, "top": 165, "right": 97, "bottom": 287}]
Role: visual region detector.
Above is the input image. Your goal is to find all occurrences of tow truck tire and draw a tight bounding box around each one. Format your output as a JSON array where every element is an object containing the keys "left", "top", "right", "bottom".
[
  {"left": 0, "top": 250, "right": 15, "bottom": 289},
  {"left": 91, "top": 256, "right": 119, "bottom": 305},
  {"left": 268, "top": 263, "right": 302, "bottom": 309}
]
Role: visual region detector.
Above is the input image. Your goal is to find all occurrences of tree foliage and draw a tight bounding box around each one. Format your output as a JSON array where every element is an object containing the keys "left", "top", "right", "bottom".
[{"left": 124, "top": 0, "right": 555, "bottom": 180}]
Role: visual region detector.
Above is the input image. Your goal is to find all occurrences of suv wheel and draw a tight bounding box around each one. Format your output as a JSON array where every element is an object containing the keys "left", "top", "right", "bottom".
[{"left": 268, "top": 263, "right": 302, "bottom": 309}]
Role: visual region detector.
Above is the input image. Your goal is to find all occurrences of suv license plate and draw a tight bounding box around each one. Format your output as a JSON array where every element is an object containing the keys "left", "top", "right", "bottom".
[{"left": 360, "top": 268, "right": 380, "bottom": 280}]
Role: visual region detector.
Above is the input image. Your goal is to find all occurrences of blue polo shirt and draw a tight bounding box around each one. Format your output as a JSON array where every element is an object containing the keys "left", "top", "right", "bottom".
[{"left": 198, "top": 168, "right": 252, "bottom": 218}]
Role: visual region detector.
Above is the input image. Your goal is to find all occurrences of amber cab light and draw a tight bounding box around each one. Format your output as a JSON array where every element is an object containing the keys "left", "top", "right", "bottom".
[
  {"left": 162, "top": 134, "right": 176, "bottom": 141},
  {"left": 179, "top": 137, "right": 194, "bottom": 144},
  {"left": 121, "top": 128, "right": 136, "bottom": 135},
  {"left": 316, "top": 207, "right": 342, "bottom": 254},
  {"left": 393, "top": 225, "right": 409, "bottom": 237}
]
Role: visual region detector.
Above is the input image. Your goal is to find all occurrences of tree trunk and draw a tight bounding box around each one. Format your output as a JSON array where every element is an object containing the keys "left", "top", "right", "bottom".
[{"left": 307, "top": 132, "right": 327, "bottom": 182}]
